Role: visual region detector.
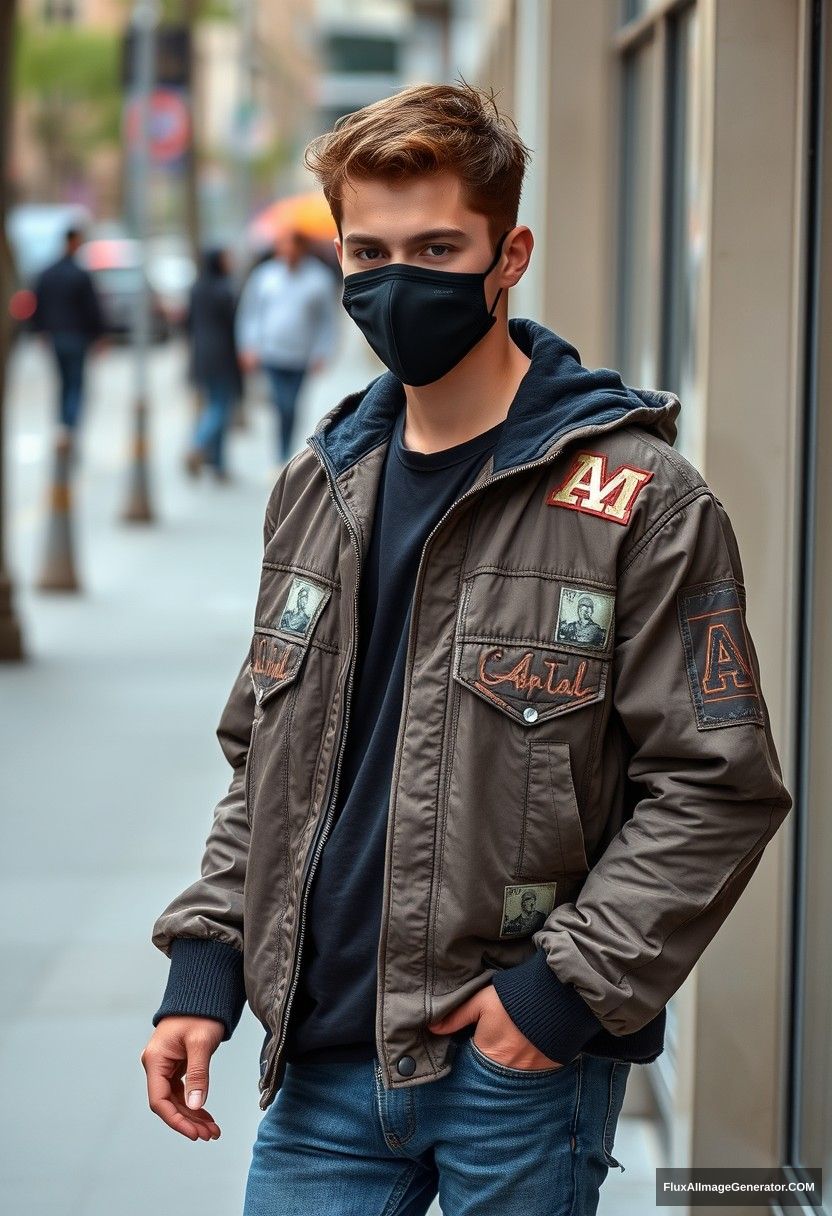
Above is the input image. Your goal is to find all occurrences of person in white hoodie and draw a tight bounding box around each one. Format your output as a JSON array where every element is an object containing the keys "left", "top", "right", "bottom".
[{"left": 236, "top": 229, "right": 339, "bottom": 464}]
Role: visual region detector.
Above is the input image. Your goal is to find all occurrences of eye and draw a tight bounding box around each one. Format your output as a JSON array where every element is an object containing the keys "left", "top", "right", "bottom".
[
  {"left": 423, "top": 244, "right": 452, "bottom": 258},
  {"left": 354, "top": 248, "right": 384, "bottom": 262}
]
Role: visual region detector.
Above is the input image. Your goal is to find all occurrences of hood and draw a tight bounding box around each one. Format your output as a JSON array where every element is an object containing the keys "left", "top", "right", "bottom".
[{"left": 313, "top": 317, "right": 680, "bottom": 477}]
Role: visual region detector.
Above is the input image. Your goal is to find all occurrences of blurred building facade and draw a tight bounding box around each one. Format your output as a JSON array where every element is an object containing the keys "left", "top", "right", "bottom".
[
  {"left": 458, "top": 1, "right": 829, "bottom": 1211},
  {"left": 10, "top": 0, "right": 456, "bottom": 237}
]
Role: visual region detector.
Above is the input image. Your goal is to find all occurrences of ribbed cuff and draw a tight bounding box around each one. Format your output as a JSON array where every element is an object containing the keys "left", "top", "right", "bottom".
[
  {"left": 492, "top": 948, "right": 603, "bottom": 1064},
  {"left": 152, "top": 937, "right": 247, "bottom": 1041}
]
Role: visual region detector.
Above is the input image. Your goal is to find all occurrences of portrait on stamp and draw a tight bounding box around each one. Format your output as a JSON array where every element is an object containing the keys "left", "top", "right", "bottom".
[
  {"left": 278, "top": 577, "right": 326, "bottom": 637},
  {"left": 556, "top": 586, "right": 614, "bottom": 650},
  {"left": 500, "top": 883, "right": 557, "bottom": 938}
]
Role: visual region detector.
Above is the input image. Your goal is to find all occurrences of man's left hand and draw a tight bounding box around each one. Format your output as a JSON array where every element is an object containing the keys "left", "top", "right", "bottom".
[{"left": 428, "top": 984, "right": 566, "bottom": 1071}]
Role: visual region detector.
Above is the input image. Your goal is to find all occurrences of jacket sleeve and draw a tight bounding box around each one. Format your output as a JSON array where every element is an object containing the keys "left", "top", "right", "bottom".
[
  {"left": 495, "top": 490, "right": 792, "bottom": 1056},
  {"left": 150, "top": 476, "right": 288, "bottom": 1039}
]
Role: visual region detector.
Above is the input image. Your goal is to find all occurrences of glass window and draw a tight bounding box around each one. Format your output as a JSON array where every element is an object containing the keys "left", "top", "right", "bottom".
[
  {"left": 617, "top": 38, "right": 660, "bottom": 390},
  {"left": 324, "top": 33, "right": 399, "bottom": 75},
  {"left": 662, "top": 5, "right": 703, "bottom": 462},
  {"left": 621, "top": 0, "right": 666, "bottom": 23},
  {"left": 616, "top": 3, "right": 704, "bottom": 464}
]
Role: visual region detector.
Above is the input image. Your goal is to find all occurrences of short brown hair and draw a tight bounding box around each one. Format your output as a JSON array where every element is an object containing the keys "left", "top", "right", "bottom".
[{"left": 304, "top": 81, "right": 531, "bottom": 240}]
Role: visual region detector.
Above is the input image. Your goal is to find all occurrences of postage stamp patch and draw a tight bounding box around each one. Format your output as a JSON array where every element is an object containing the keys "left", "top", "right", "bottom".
[
  {"left": 500, "top": 882, "right": 557, "bottom": 939},
  {"left": 556, "top": 586, "right": 614, "bottom": 651},
  {"left": 278, "top": 576, "right": 328, "bottom": 637}
]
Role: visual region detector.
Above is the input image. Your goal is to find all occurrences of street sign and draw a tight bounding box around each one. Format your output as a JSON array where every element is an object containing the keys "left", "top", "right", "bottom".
[{"left": 124, "top": 88, "right": 191, "bottom": 164}]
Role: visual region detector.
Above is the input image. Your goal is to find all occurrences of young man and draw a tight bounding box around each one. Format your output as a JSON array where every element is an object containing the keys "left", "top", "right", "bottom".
[
  {"left": 143, "top": 84, "right": 792, "bottom": 1215},
  {"left": 235, "top": 228, "right": 339, "bottom": 466},
  {"left": 32, "top": 226, "right": 106, "bottom": 434}
]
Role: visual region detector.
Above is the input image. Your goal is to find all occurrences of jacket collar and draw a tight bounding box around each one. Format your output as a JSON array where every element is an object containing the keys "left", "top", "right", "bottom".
[{"left": 311, "top": 317, "right": 680, "bottom": 478}]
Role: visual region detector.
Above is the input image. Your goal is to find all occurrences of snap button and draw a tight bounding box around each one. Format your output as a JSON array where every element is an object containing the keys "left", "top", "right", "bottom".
[
  {"left": 396, "top": 1055, "right": 417, "bottom": 1077},
  {"left": 523, "top": 706, "right": 539, "bottom": 723}
]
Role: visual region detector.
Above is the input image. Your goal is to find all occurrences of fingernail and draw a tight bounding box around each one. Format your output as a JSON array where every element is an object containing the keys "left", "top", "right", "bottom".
[{"left": 186, "top": 1090, "right": 203, "bottom": 1109}]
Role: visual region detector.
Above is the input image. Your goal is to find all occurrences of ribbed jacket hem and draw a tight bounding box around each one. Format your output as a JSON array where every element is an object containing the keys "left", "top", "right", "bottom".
[
  {"left": 152, "top": 937, "right": 247, "bottom": 1042},
  {"left": 492, "top": 947, "right": 604, "bottom": 1064}
]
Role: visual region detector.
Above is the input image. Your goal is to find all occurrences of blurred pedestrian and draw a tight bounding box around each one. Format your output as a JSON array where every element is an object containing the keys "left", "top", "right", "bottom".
[
  {"left": 235, "top": 228, "right": 338, "bottom": 466},
  {"left": 184, "top": 246, "right": 242, "bottom": 482},
  {"left": 32, "top": 226, "right": 106, "bottom": 435}
]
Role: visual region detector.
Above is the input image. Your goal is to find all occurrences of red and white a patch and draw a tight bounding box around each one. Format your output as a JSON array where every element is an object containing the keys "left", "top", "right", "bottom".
[{"left": 546, "top": 451, "right": 653, "bottom": 527}]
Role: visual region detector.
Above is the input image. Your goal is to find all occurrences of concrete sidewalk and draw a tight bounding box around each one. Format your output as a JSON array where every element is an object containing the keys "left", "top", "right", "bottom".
[{"left": 1, "top": 324, "right": 658, "bottom": 1214}]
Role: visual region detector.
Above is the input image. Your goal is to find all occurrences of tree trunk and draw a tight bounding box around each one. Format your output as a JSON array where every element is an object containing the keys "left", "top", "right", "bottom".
[{"left": 0, "top": 0, "right": 25, "bottom": 658}]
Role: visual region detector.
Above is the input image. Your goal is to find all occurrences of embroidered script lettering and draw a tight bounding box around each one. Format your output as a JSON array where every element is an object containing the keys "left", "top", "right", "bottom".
[{"left": 476, "top": 648, "right": 596, "bottom": 701}]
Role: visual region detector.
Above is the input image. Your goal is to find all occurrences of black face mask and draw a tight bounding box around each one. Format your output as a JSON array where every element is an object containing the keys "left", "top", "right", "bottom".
[{"left": 341, "top": 231, "right": 509, "bottom": 386}]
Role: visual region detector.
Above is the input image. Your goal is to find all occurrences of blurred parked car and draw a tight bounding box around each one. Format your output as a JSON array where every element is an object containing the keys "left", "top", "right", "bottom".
[
  {"left": 76, "top": 237, "right": 169, "bottom": 342},
  {"left": 5, "top": 202, "right": 93, "bottom": 339},
  {"left": 146, "top": 235, "right": 197, "bottom": 331}
]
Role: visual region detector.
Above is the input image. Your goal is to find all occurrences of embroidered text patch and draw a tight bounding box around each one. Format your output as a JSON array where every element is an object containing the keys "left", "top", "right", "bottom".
[
  {"left": 677, "top": 578, "right": 764, "bottom": 730},
  {"left": 546, "top": 451, "right": 653, "bottom": 526}
]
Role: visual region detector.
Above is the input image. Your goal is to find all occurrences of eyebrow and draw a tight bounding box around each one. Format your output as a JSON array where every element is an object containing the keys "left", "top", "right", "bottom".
[{"left": 343, "top": 227, "right": 470, "bottom": 246}]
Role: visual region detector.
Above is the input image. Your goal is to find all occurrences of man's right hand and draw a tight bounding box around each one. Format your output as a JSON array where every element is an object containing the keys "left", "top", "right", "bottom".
[
  {"left": 141, "top": 1016, "right": 224, "bottom": 1141},
  {"left": 239, "top": 350, "right": 259, "bottom": 374}
]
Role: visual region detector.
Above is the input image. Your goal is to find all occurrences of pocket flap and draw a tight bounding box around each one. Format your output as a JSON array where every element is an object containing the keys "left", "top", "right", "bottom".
[
  {"left": 249, "top": 571, "right": 333, "bottom": 704},
  {"left": 453, "top": 568, "right": 614, "bottom": 725},
  {"left": 453, "top": 640, "right": 608, "bottom": 725}
]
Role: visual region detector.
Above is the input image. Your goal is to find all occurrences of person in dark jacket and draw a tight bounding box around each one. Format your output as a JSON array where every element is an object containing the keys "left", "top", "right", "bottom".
[
  {"left": 32, "top": 226, "right": 106, "bottom": 432},
  {"left": 184, "top": 247, "right": 242, "bottom": 481}
]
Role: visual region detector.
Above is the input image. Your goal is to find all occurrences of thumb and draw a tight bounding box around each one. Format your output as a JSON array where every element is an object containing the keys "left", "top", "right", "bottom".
[
  {"left": 184, "top": 1034, "right": 214, "bottom": 1110},
  {"left": 429, "top": 994, "right": 479, "bottom": 1036}
]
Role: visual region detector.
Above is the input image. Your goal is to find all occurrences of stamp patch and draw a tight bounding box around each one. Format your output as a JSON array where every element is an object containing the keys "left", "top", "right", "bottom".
[
  {"left": 556, "top": 586, "right": 614, "bottom": 651},
  {"left": 677, "top": 578, "right": 764, "bottom": 730},
  {"left": 500, "top": 883, "right": 557, "bottom": 939},
  {"left": 278, "top": 576, "right": 328, "bottom": 637}
]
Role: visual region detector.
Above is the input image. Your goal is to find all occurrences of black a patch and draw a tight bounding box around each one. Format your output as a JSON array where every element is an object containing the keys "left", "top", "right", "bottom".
[{"left": 677, "top": 578, "right": 764, "bottom": 730}]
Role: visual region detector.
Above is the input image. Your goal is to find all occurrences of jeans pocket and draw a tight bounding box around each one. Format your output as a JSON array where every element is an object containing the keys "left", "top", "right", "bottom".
[
  {"left": 602, "top": 1061, "right": 631, "bottom": 1170},
  {"left": 468, "top": 1036, "right": 580, "bottom": 1081}
]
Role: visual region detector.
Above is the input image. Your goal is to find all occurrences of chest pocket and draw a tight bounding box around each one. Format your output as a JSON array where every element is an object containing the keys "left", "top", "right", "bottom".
[
  {"left": 452, "top": 567, "right": 614, "bottom": 726},
  {"left": 249, "top": 566, "right": 335, "bottom": 705},
  {"left": 449, "top": 567, "right": 616, "bottom": 886}
]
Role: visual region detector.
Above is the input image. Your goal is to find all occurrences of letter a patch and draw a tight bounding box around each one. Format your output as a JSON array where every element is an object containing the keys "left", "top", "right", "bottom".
[
  {"left": 677, "top": 578, "right": 764, "bottom": 730},
  {"left": 546, "top": 452, "right": 653, "bottom": 526}
]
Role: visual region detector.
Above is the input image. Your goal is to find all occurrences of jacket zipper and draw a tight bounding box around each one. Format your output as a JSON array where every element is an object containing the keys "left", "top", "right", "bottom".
[
  {"left": 261, "top": 406, "right": 672, "bottom": 1100},
  {"left": 245, "top": 714, "right": 260, "bottom": 828},
  {"left": 258, "top": 432, "right": 363, "bottom": 1106}
]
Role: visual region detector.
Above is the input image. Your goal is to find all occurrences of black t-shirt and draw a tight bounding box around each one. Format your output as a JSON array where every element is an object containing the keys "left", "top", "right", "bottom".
[{"left": 284, "top": 406, "right": 506, "bottom": 1063}]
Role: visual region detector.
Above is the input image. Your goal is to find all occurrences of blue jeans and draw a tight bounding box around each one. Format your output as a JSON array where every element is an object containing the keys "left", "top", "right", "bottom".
[
  {"left": 194, "top": 376, "right": 236, "bottom": 473},
  {"left": 243, "top": 1035, "right": 631, "bottom": 1216},
  {"left": 264, "top": 365, "right": 306, "bottom": 464},
  {"left": 51, "top": 332, "right": 88, "bottom": 430}
]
